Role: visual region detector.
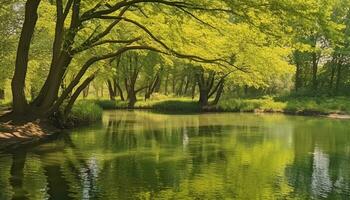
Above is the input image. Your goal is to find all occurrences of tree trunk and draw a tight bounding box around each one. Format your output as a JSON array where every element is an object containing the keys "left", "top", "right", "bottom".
[
  {"left": 177, "top": 77, "right": 185, "bottom": 96},
  {"left": 295, "top": 62, "right": 302, "bottom": 92},
  {"left": 172, "top": 75, "right": 176, "bottom": 94},
  {"left": 83, "top": 83, "right": 90, "bottom": 98},
  {"left": 183, "top": 76, "right": 190, "bottom": 95},
  {"left": 191, "top": 80, "right": 196, "bottom": 100},
  {"left": 64, "top": 74, "right": 95, "bottom": 118},
  {"left": 335, "top": 62, "right": 342, "bottom": 95},
  {"left": 127, "top": 89, "right": 137, "bottom": 108},
  {"left": 11, "top": 0, "right": 41, "bottom": 115},
  {"left": 213, "top": 81, "right": 224, "bottom": 105},
  {"left": 0, "top": 89, "right": 4, "bottom": 100},
  {"left": 33, "top": 0, "right": 80, "bottom": 110},
  {"left": 199, "top": 89, "right": 209, "bottom": 107},
  {"left": 244, "top": 85, "right": 248, "bottom": 96},
  {"left": 154, "top": 76, "right": 161, "bottom": 93},
  {"left": 312, "top": 52, "right": 318, "bottom": 91},
  {"left": 197, "top": 73, "right": 209, "bottom": 107},
  {"left": 115, "top": 81, "right": 125, "bottom": 101},
  {"left": 107, "top": 80, "right": 116, "bottom": 100},
  {"left": 329, "top": 66, "right": 336, "bottom": 93},
  {"left": 164, "top": 73, "right": 169, "bottom": 95}
]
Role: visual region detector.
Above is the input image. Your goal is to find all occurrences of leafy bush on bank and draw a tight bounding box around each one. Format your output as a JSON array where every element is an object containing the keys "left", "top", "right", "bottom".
[
  {"left": 67, "top": 100, "right": 103, "bottom": 126},
  {"left": 72, "top": 96, "right": 350, "bottom": 120}
]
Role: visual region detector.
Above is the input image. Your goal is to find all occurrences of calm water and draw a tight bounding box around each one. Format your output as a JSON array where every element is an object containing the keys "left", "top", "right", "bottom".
[{"left": 0, "top": 111, "right": 349, "bottom": 200}]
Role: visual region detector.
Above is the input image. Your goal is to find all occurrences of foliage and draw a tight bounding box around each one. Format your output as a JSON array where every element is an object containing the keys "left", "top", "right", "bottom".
[
  {"left": 218, "top": 96, "right": 350, "bottom": 114},
  {"left": 1, "top": 0, "right": 350, "bottom": 123},
  {"left": 67, "top": 100, "right": 103, "bottom": 126}
]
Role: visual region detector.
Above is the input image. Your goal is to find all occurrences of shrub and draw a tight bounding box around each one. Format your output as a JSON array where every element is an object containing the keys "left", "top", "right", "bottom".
[
  {"left": 68, "top": 100, "right": 103, "bottom": 126},
  {"left": 152, "top": 100, "right": 201, "bottom": 113}
]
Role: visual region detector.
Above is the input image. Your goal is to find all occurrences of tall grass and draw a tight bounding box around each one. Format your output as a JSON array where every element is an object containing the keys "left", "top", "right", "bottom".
[
  {"left": 68, "top": 100, "right": 103, "bottom": 126},
  {"left": 218, "top": 96, "right": 350, "bottom": 115},
  {"left": 218, "top": 97, "right": 286, "bottom": 112},
  {"left": 87, "top": 96, "right": 350, "bottom": 116},
  {"left": 94, "top": 98, "right": 200, "bottom": 113}
]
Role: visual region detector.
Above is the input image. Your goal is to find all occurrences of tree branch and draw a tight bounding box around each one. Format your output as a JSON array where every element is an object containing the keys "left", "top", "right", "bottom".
[
  {"left": 63, "top": 72, "right": 97, "bottom": 117},
  {"left": 113, "top": 16, "right": 248, "bottom": 72}
]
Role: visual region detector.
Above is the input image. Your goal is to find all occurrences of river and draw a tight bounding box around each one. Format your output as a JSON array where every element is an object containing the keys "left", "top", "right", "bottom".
[{"left": 0, "top": 111, "right": 349, "bottom": 199}]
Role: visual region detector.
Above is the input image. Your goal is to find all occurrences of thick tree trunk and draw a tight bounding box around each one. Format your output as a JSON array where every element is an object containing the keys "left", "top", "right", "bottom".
[
  {"left": 11, "top": 0, "right": 41, "bottom": 115},
  {"left": 33, "top": 0, "right": 80, "bottom": 110},
  {"left": 197, "top": 73, "right": 210, "bottom": 107},
  {"left": 128, "top": 92, "right": 137, "bottom": 108},
  {"left": 199, "top": 89, "right": 209, "bottom": 106}
]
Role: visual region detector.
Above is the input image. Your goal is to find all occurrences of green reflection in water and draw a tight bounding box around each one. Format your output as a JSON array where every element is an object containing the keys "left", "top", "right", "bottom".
[{"left": 0, "top": 111, "right": 349, "bottom": 200}]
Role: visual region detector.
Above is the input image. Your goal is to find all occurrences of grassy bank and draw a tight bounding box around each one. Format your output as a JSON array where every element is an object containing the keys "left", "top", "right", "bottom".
[
  {"left": 95, "top": 98, "right": 201, "bottom": 113},
  {"left": 67, "top": 100, "right": 103, "bottom": 127},
  {"left": 93, "top": 96, "right": 350, "bottom": 116},
  {"left": 218, "top": 97, "right": 350, "bottom": 115}
]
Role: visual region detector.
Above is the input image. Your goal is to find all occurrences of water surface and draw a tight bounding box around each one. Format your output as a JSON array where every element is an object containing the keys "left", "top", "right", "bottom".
[{"left": 0, "top": 111, "right": 349, "bottom": 199}]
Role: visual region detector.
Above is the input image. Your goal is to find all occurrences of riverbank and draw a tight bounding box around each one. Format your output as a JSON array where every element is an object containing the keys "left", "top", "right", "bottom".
[
  {"left": 1, "top": 96, "right": 349, "bottom": 150},
  {"left": 94, "top": 96, "right": 350, "bottom": 119},
  {"left": 0, "top": 101, "right": 102, "bottom": 150},
  {"left": 0, "top": 121, "right": 60, "bottom": 150}
]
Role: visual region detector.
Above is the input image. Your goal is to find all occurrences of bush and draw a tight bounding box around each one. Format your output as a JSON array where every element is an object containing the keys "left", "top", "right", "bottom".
[
  {"left": 218, "top": 98, "right": 286, "bottom": 112},
  {"left": 152, "top": 100, "right": 201, "bottom": 113},
  {"left": 87, "top": 96, "right": 350, "bottom": 116},
  {"left": 95, "top": 100, "right": 128, "bottom": 109},
  {"left": 68, "top": 100, "right": 103, "bottom": 126}
]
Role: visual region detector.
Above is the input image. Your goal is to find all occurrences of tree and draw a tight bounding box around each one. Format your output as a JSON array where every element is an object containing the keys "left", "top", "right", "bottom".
[
  {"left": 0, "top": 0, "right": 23, "bottom": 100},
  {"left": 1, "top": 0, "right": 320, "bottom": 123}
]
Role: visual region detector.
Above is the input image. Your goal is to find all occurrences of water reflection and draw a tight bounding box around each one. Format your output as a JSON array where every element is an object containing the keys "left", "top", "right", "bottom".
[{"left": 0, "top": 111, "right": 349, "bottom": 199}]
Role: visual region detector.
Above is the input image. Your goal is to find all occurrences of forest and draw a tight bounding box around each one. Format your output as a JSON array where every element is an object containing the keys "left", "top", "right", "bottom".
[
  {"left": 1, "top": 1, "right": 350, "bottom": 200},
  {"left": 0, "top": 0, "right": 350, "bottom": 125}
]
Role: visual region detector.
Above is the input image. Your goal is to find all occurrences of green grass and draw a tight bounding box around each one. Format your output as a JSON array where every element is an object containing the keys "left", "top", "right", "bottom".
[
  {"left": 218, "top": 97, "right": 286, "bottom": 112},
  {"left": 95, "top": 98, "right": 201, "bottom": 113},
  {"left": 67, "top": 100, "right": 103, "bottom": 126},
  {"left": 218, "top": 96, "right": 350, "bottom": 115},
  {"left": 3, "top": 96, "right": 350, "bottom": 122},
  {"left": 282, "top": 96, "right": 350, "bottom": 114},
  {"left": 93, "top": 96, "right": 350, "bottom": 116}
]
